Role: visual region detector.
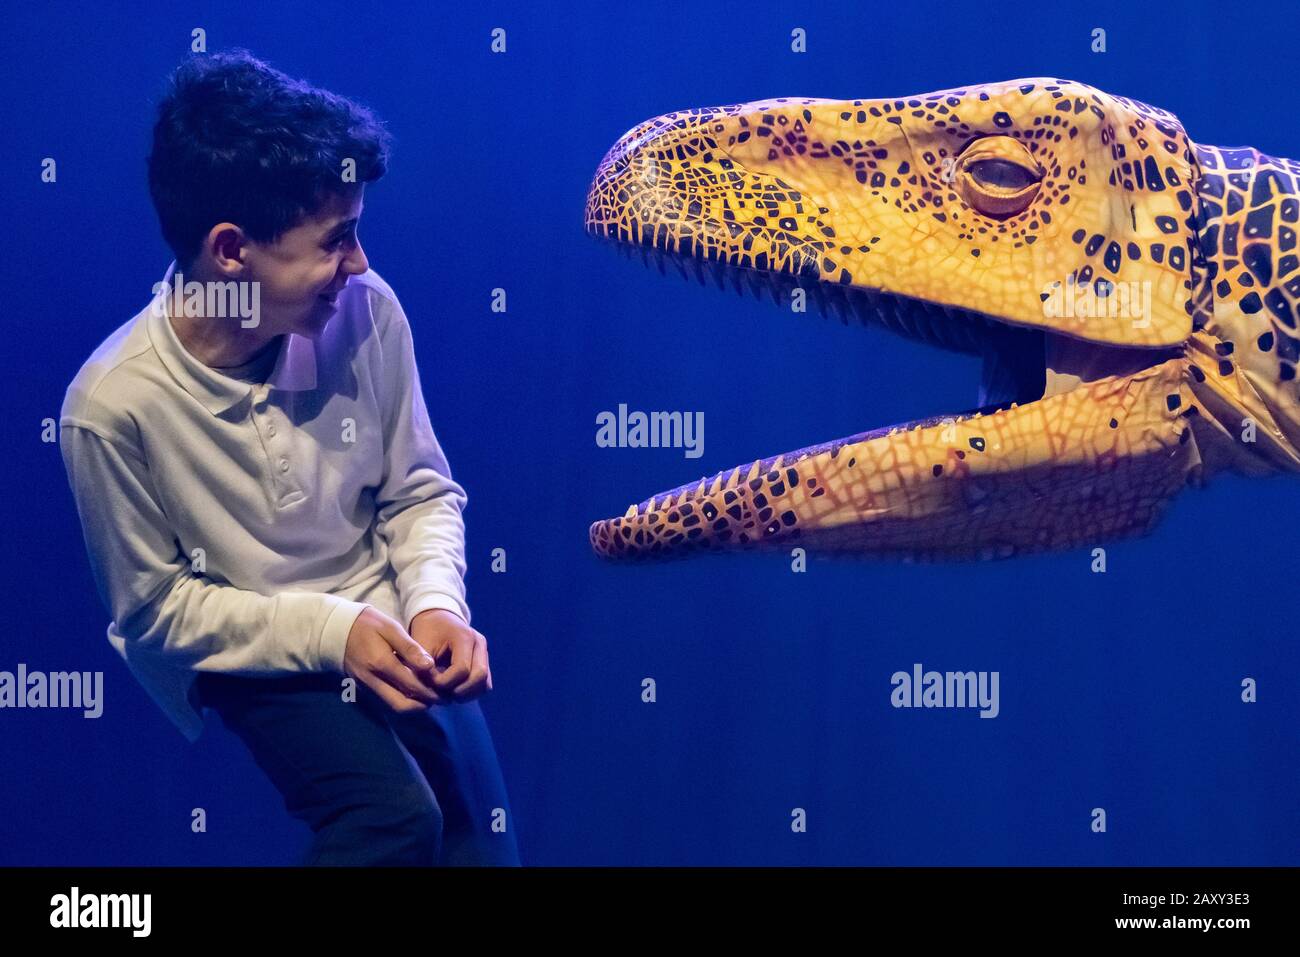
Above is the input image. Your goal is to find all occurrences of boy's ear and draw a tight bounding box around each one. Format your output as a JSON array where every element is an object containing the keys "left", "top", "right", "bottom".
[{"left": 206, "top": 223, "right": 250, "bottom": 274}]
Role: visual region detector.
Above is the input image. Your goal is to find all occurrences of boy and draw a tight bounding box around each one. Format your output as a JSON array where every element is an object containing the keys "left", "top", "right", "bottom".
[{"left": 59, "top": 49, "right": 519, "bottom": 866}]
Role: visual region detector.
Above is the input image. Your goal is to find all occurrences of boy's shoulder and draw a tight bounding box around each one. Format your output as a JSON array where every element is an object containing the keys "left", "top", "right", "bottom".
[
  {"left": 347, "top": 267, "right": 409, "bottom": 336},
  {"left": 349, "top": 266, "right": 398, "bottom": 304},
  {"left": 339, "top": 268, "right": 427, "bottom": 364},
  {"left": 60, "top": 304, "right": 159, "bottom": 445}
]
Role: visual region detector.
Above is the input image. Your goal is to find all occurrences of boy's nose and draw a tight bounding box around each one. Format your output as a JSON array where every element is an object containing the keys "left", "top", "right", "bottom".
[{"left": 343, "top": 239, "right": 369, "bottom": 275}]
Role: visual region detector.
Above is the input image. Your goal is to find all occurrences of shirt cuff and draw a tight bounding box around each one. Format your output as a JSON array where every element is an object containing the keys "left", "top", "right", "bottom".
[
  {"left": 316, "top": 596, "right": 371, "bottom": 673},
  {"left": 404, "top": 591, "right": 471, "bottom": 631}
]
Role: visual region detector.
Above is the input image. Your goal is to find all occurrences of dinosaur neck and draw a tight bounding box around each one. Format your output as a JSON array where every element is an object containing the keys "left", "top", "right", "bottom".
[{"left": 1185, "top": 144, "right": 1300, "bottom": 474}]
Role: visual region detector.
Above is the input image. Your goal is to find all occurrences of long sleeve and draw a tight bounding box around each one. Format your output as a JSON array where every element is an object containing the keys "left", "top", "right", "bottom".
[
  {"left": 60, "top": 422, "right": 368, "bottom": 675},
  {"left": 372, "top": 292, "right": 472, "bottom": 630}
]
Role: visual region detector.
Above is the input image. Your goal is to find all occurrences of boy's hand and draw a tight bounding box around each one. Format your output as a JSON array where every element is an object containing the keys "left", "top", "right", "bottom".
[
  {"left": 409, "top": 609, "right": 493, "bottom": 701},
  {"left": 342, "top": 606, "right": 444, "bottom": 713}
]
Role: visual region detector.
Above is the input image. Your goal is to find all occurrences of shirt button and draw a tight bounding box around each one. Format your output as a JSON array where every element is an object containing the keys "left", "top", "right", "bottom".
[
  {"left": 279, "top": 458, "right": 289, "bottom": 472},
  {"left": 267, "top": 424, "right": 277, "bottom": 436}
]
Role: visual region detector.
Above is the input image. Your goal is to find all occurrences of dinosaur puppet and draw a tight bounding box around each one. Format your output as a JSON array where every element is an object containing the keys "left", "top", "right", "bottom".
[{"left": 584, "top": 78, "right": 1300, "bottom": 561}]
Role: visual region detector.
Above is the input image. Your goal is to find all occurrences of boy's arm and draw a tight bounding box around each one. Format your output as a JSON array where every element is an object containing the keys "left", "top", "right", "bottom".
[
  {"left": 60, "top": 422, "right": 368, "bottom": 674},
  {"left": 372, "top": 292, "right": 472, "bottom": 630}
]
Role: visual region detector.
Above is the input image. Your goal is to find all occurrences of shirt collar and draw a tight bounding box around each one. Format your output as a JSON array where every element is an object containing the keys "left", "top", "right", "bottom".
[{"left": 146, "top": 260, "right": 318, "bottom": 416}]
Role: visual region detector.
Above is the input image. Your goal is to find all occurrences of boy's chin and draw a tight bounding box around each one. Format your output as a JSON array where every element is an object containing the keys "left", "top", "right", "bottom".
[{"left": 293, "top": 297, "right": 339, "bottom": 337}]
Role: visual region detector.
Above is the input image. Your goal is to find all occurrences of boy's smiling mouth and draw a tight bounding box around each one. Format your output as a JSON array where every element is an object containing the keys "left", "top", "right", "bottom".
[{"left": 318, "top": 281, "right": 348, "bottom": 306}]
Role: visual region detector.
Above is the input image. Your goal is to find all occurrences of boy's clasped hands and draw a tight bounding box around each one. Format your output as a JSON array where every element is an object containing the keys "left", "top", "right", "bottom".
[{"left": 343, "top": 607, "right": 492, "bottom": 712}]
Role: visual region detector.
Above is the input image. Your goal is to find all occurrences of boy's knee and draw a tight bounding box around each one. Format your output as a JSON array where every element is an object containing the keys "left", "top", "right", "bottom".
[
  {"left": 390, "top": 799, "right": 444, "bottom": 865},
  {"left": 375, "top": 783, "right": 444, "bottom": 865}
]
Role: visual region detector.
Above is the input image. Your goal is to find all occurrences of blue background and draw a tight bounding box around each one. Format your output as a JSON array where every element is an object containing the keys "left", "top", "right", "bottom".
[{"left": 2, "top": 0, "right": 1296, "bottom": 865}]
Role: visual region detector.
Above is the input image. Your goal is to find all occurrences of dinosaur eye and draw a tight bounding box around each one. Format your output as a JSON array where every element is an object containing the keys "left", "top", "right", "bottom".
[
  {"left": 954, "top": 137, "right": 1043, "bottom": 218},
  {"left": 967, "top": 159, "right": 1038, "bottom": 191}
]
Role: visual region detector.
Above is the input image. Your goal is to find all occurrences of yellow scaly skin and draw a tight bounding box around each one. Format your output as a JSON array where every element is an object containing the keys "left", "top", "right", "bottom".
[{"left": 585, "top": 78, "right": 1300, "bottom": 560}]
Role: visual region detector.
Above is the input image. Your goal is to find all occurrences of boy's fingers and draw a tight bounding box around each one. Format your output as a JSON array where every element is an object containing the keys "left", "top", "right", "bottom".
[
  {"left": 430, "top": 634, "right": 473, "bottom": 691},
  {"left": 364, "top": 673, "right": 430, "bottom": 713},
  {"left": 454, "top": 635, "right": 492, "bottom": 699},
  {"left": 382, "top": 625, "right": 438, "bottom": 675},
  {"left": 376, "top": 657, "right": 444, "bottom": 704},
  {"left": 372, "top": 631, "right": 443, "bottom": 704}
]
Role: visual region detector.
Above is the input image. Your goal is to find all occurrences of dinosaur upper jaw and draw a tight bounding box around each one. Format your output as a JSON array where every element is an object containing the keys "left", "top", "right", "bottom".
[
  {"left": 585, "top": 83, "right": 1207, "bottom": 560},
  {"left": 584, "top": 87, "right": 1198, "bottom": 350}
]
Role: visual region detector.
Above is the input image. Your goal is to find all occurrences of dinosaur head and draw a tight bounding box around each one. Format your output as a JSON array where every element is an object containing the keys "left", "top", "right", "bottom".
[{"left": 583, "top": 79, "right": 1277, "bottom": 561}]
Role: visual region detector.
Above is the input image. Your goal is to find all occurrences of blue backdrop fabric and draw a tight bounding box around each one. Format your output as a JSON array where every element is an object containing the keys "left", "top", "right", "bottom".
[{"left": 2, "top": 0, "right": 1295, "bottom": 865}]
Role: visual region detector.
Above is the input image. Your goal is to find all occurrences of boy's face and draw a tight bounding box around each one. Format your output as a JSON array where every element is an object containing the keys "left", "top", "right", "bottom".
[{"left": 237, "top": 184, "right": 369, "bottom": 339}]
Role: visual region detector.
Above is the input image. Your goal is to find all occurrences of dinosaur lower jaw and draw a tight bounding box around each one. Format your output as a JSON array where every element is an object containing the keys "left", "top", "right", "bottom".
[{"left": 590, "top": 353, "right": 1198, "bottom": 561}]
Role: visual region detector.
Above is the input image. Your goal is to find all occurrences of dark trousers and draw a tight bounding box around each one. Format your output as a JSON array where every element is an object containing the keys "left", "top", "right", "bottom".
[{"left": 196, "top": 671, "right": 521, "bottom": 866}]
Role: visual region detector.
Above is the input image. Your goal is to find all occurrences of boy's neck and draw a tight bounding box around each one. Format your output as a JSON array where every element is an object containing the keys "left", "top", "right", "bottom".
[{"left": 165, "top": 263, "right": 281, "bottom": 369}]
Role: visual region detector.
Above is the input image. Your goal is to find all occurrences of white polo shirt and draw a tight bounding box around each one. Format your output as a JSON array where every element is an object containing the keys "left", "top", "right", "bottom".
[{"left": 60, "top": 262, "right": 472, "bottom": 742}]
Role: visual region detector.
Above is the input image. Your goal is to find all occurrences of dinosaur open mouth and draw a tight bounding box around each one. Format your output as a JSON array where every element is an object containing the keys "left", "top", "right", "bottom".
[
  {"left": 585, "top": 234, "right": 1189, "bottom": 560},
  {"left": 602, "top": 238, "right": 1179, "bottom": 479}
]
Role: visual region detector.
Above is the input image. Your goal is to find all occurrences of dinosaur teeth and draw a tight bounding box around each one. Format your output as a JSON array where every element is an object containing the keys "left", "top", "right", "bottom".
[
  {"left": 615, "top": 239, "right": 1035, "bottom": 368},
  {"left": 810, "top": 283, "right": 829, "bottom": 317},
  {"left": 832, "top": 291, "right": 852, "bottom": 325},
  {"left": 886, "top": 295, "right": 918, "bottom": 339}
]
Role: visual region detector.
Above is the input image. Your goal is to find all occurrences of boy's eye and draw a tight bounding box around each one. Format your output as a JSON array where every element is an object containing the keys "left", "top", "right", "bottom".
[{"left": 324, "top": 229, "right": 356, "bottom": 251}]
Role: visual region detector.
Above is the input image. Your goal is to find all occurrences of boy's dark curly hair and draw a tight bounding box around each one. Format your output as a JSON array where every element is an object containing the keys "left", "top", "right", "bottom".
[{"left": 147, "top": 49, "right": 392, "bottom": 270}]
